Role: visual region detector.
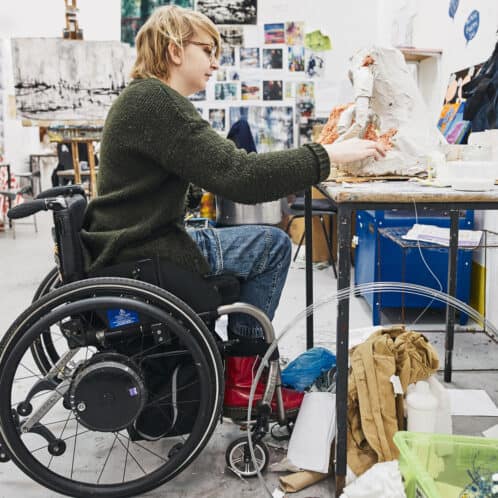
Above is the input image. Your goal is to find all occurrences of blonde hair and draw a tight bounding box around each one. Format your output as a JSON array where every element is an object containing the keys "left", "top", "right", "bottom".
[{"left": 130, "top": 5, "right": 221, "bottom": 81}]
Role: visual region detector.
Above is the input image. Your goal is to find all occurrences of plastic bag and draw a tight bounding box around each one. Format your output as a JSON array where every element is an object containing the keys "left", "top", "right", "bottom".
[{"left": 281, "top": 347, "right": 336, "bottom": 392}]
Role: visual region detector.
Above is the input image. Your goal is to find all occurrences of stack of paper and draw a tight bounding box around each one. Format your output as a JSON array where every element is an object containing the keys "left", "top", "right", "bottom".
[{"left": 402, "top": 224, "right": 483, "bottom": 247}]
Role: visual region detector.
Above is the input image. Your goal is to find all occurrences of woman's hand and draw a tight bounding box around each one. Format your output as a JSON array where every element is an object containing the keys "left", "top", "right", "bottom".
[{"left": 322, "top": 138, "right": 387, "bottom": 164}]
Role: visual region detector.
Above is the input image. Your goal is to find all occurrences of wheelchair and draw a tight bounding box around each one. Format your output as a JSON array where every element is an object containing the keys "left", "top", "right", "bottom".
[{"left": 0, "top": 185, "right": 299, "bottom": 497}]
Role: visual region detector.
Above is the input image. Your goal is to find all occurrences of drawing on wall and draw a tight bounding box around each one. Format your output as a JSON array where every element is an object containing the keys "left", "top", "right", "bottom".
[
  {"left": 220, "top": 46, "right": 235, "bottom": 66},
  {"left": 306, "top": 51, "right": 325, "bottom": 78},
  {"left": 218, "top": 26, "right": 244, "bottom": 46},
  {"left": 264, "top": 23, "right": 285, "bottom": 44},
  {"left": 230, "top": 106, "right": 294, "bottom": 152},
  {"left": 196, "top": 0, "right": 257, "bottom": 25},
  {"left": 215, "top": 82, "right": 238, "bottom": 100},
  {"left": 263, "top": 49, "right": 283, "bottom": 69},
  {"left": 11, "top": 38, "right": 134, "bottom": 121},
  {"left": 263, "top": 80, "right": 283, "bottom": 101},
  {"left": 196, "top": 107, "right": 204, "bottom": 117},
  {"left": 241, "top": 81, "right": 261, "bottom": 100},
  {"left": 284, "top": 82, "right": 294, "bottom": 99},
  {"left": 228, "top": 70, "right": 240, "bottom": 80},
  {"left": 285, "top": 22, "right": 304, "bottom": 46},
  {"left": 216, "top": 69, "right": 227, "bottom": 81},
  {"left": 240, "top": 48, "right": 260, "bottom": 68},
  {"left": 190, "top": 89, "right": 207, "bottom": 101},
  {"left": 288, "top": 46, "right": 305, "bottom": 72},
  {"left": 208, "top": 108, "right": 226, "bottom": 131},
  {"left": 121, "top": 0, "right": 194, "bottom": 45}
]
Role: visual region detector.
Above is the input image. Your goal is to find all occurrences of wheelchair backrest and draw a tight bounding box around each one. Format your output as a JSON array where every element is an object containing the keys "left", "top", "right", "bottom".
[{"left": 53, "top": 193, "right": 87, "bottom": 283}]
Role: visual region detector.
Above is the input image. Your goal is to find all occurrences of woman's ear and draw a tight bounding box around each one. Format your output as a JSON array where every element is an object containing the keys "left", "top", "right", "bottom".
[{"left": 167, "top": 41, "right": 183, "bottom": 65}]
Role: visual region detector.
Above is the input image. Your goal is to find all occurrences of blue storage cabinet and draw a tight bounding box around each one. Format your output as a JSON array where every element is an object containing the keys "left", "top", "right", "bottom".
[{"left": 354, "top": 209, "right": 474, "bottom": 325}]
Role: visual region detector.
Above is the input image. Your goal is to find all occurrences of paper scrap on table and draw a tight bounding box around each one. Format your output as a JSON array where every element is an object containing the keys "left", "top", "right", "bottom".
[
  {"left": 483, "top": 423, "right": 498, "bottom": 438},
  {"left": 402, "top": 224, "right": 483, "bottom": 247},
  {"left": 448, "top": 389, "right": 498, "bottom": 416}
]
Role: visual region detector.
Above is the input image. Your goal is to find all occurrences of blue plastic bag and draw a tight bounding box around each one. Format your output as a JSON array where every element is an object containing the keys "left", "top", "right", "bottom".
[{"left": 281, "top": 347, "right": 336, "bottom": 392}]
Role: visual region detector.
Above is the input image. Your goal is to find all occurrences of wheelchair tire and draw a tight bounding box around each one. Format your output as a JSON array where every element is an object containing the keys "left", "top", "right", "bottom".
[
  {"left": 30, "top": 266, "right": 61, "bottom": 374},
  {"left": 0, "top": 277, "right": 224, "bottom": 498}
]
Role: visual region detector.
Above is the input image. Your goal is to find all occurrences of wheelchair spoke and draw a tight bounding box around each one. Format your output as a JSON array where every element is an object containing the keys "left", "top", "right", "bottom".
[
  {"left": 48, "top": 410, "right": 74, "bottom": 469},
  {"left": 121, "top": 435, "right": 131, "bottom": 482},
  {"left": 115, "top": 434, "right": 147, "bottom": 477},
  {"left": 116, "top": 433, "right": 169, "bottom": 463},
  {"left": 97, "top": 433, "right": 119, "bottom": 484},
  {"left": 70, "top": 420, "right": 79, "bottom": 479}
]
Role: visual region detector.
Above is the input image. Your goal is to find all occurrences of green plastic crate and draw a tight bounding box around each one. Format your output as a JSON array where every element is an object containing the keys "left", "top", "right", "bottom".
[{"left": 394, "top": 431, "right": 498, "bottom": 498}]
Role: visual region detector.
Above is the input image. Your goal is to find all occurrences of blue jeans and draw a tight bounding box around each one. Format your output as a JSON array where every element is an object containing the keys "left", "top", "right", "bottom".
[{"left": 188, "top": 225, "right": 292, "bottom": 339}]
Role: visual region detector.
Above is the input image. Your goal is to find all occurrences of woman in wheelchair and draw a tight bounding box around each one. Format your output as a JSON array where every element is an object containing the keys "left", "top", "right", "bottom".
[{"left": 0, "top": 7, "right": 385, "bottom": 497}]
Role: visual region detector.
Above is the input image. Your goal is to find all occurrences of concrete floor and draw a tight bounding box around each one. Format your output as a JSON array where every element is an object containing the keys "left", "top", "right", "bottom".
[{"left": 0, "top": 213, "right": 497, "bottom": 497}]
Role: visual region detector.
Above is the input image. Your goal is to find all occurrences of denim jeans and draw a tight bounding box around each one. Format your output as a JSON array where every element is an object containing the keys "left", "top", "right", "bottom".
[{"left": 188, "top": 225, "right": 291, "bottom": 339}]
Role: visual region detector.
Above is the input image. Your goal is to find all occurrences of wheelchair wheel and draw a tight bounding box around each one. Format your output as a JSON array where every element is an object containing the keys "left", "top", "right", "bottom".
[
  {"left": 225, "top": 436, "right": 269, "bottom": 478},
  {"left": 0, "top": 277, "right": 224, "bottom": 498},
  {"left": 30, "top": 267, "right": 61, "bottom": 374}
]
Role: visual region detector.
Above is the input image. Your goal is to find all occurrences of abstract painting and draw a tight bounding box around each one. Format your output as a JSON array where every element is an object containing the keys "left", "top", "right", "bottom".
[
  {"left": 240, "top": 48, "right": 260, "bottom": 68},
  {"left": 264, "top": 23, "right": 285, "bottom": 44},
  {"left": 241, "top": 81, "right": 261, "bottom": 100},
  {"left": 196, "top": 0, "right": 257, "bottom": 25},
  {"left": 11, "top": 38, "right": 135, "bottom": 121},
  {"left": 263, "top": 49, "right": 283, "bottom": 70},
  {"left": 208, "top": 108, "right": 226, "bottom": 131},
  {"left": 229, "top": 106, "right": 294, "bottom": 152},
  {"left": 121, "top": 0, "right": 194, "bottom": 46}
]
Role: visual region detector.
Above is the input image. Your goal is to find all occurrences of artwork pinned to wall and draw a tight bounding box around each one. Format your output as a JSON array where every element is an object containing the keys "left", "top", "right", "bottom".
[
  {"left": 216, "top": 69, "right": 227, "bottom": 81},
  {"left": 305, "top": 51, "right": 325, "bottom": 78},
  {"left": 284, "top": 82, "right": 294, "bottom": 99},
  {"left": 296, "top": 82, "right": 315, "bottom": 119},
  {"left": 228, "top": 70, "right": 240, "bottom": 80},
  {"left": 288, "top": 46, "right": 305, "bottom": 72},
  {"left": 285, "top": 22, "right": 304, "bottom": 46},
  {"left": 240, "top": 48, "right": 260, "bottom": 68},
  {"left": 263, "top": 80, "right": 283, "bottom": 101},
  {"left": 218, "top": 26, "right": 244, "bottom": 46},
  {"left": 264, "top": 23, "right": 285, "bottom": 44},
  {"left": 121, "top": 0, "right": 194, "bottom": 46},
  {"left": 208, "top": 108, "right": 226, "bottom": 131},
  {"left": 241, "top": 81, "right": 261, "bottom": 100},
  {"left": 229, "top": 106, "right": 294, "bottom": 152},
  {"left": 196, "top": 0, "right": 257, "bottom": 25},
  {"left": 190, "top": 89, "right": 207, "bottom": 101},
  {"left": 196, "top": 107, "right": 204, "bottom": 117},
  {"left": 220, "top": 46, "right": 236, "bottom": 66},
  {"left": 263, "top": 49, "right": 283, "bottom": 70},
  {"left": 215, "top": 82, "right": 238, "bottom": 100},
  {"left": 11, "top": 38, "right": 134, "bottom": 121}
]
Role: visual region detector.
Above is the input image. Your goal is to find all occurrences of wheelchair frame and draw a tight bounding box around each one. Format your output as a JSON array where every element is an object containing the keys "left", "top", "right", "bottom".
[{"left": 0, "top": 185, "right": 290, "bottom": 497}]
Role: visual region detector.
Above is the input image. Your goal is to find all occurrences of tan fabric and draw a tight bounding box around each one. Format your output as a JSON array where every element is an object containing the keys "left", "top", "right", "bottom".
[
  {"left": 347, "top": 325, "right": 439, "bottom": 476},
  {"left": 279, "top": 470, "right": 329, "bottom": 493}
]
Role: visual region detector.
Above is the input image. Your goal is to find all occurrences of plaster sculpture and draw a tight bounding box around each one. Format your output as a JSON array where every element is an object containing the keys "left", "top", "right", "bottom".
[{"left": 318, "top": 46, "right": 445, "bottom": 178}]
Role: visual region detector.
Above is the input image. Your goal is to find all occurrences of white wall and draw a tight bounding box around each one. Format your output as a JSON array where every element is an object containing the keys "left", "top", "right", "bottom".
[{"left": 0, "top": 0, "right": 121, "bottom": 173}]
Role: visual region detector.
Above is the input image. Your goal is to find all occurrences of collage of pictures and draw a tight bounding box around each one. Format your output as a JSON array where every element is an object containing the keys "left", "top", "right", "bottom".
[{"left": 121, "top": 1, "right": 332, "bottom": 149}]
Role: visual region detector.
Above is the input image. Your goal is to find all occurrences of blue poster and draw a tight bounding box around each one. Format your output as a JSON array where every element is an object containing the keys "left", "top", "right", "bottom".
[
  {"left": 464, "top": 10, "right": 480, "bottom": 44},
  {"left": 448, "top": 0, "right": 459, "bottom": 19}
]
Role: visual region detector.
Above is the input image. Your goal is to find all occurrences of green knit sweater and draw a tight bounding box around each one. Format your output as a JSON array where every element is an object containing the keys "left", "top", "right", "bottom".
[{"left": 81, "top": 78, "right": 330, "bottom": 275}]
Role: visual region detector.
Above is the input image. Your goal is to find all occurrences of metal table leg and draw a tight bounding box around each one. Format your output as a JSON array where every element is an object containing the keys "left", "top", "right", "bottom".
[
  {"left": 444, "top": 209, "right": 459, "bottom": 382},
  {"left": 335, "top": 205, "right": 352, "bottom": 496},
  {"left": 305, "top": 188, "right": 314, "bottom": 350}
]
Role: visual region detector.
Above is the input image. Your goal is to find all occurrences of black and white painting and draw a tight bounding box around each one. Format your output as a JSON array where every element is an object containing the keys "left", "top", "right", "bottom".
[
  {"left": 11, "top": 39, "right": 134, "bottom": 121},
  {"left": 196, "top": 0, "right": 257, "bottom": 25}
]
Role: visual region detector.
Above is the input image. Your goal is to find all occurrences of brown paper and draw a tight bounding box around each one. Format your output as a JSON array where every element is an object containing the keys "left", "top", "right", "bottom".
[{"left": 279, "top": 470, "right": 329, "bottom": 493}]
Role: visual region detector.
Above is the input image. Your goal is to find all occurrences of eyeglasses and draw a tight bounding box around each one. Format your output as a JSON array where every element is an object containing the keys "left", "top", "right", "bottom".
[{"left": 188, "top": 41, "right": 217, "bottom": 62}]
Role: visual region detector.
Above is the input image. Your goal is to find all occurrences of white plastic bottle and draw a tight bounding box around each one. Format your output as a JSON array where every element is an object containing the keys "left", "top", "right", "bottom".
[{"left": 406, "top": 380, "right": 438, "bottom": 433}]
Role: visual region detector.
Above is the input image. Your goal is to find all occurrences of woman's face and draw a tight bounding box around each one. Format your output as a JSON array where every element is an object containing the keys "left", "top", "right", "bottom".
[{"left": 179, "top": 30, "right": 219, "bottom": 95}]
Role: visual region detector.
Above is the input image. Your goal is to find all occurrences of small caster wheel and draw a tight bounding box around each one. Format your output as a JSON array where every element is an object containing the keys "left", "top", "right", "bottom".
[
  {"left": 225, "top": 436, "right": 269, "bottom": 477},
  {"left": 48, "top": 440, "right": 66, "bottom": 456},
  {"left": 0, "top": 443, "right": 10, "bottom": 463},
  {"left": 17, "top": 401, "right": 33, "bottom": 417},
  {"left": 168, "top": 442, "right": 183, "bottom": 458}
]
